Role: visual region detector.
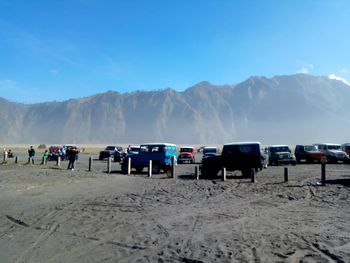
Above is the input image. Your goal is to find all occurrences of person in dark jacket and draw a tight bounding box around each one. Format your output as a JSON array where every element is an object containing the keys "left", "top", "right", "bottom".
[
  {"left": 67, "top": 146, "right": 79, "bottom": 170},
  {"left": 28, "top": 146, "right": 35, "bottom": 164}
]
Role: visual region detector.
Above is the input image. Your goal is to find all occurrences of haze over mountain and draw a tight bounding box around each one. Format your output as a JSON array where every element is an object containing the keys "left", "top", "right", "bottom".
[{"left": 1, "top": 74, "right": 349, "bottom": 145}]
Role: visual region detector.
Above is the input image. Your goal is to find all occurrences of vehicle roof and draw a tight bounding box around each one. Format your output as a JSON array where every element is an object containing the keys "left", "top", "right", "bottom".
[
  {"left": 180, "top": 146, "right": 194, "bottom": 149},
  {"left": 203, "top": 146, "right": 217, "bottom": 149},
  {"left": 141, "top": 143, "right": 177, "bottom": 147},
  {"left": 224, "top": 141, "right": 261, "bottom": 146},
  {"left": 268, "top": 145, "right": 289, "bottom": 148},
  {"left": 315, "top": 143, "right": 341, "bottom": 146},
  {"left": 342, "top": 143, "right": 350, "bottom": 146}
]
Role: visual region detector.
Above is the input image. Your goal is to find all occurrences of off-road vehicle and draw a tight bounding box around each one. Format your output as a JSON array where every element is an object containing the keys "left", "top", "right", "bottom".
[
  {"left": 200, "top": 142, "right": 263, "bottom": 178},
  {"left": 268, "top": 145, "right": 296, "bottom": 166},
  {"left": 99, "top": 146, "right": 123, "bottom": 161},
  {"left": 294, "top": 145, "right": 325, "bottom": 163},
  {"left": 121, "top": 143, "right": 177, "bottom": 174},
  {"left": 315, "top": 143, "right": 349, "bottom": 163},
  {"left": 178, "top": 146, "right": 195, "bottom": 164}
]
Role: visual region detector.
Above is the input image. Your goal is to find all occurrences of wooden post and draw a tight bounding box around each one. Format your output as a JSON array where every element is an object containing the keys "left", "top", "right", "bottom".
[
  {"left": 56, "top": 156, "right": 61, "bottom": 167},
  {"left": 15, "top": 156, "right": 18, "bottom": 164},
  {"left": 284, "top": 167, "right": 288, "bottom": 182},
  {"left": 221, "top": 167, "right": 226, "bottom": 181},
  {"left": 3, "top": 151, "right": 7, "bottom": 163},
  {"left": 88, "top": 156, "right": 92, "bottom": 171},
  {"left": 321, "top": 163, "right": 326, "bottom": 186},
  {"left": 195, "top": 166, "right": 199, "bottom": 180},
  {"left": 127, "top": 157, "right": 131, "bottom": 175},
  {"left": 251, "top": 169, "right": 256, "bottom": 183},
  {"left": 171, "top": 156, "right": 176, "bottom": 178},
  {"left": 107, "top": 157, "right": 111, "bottom": 173},
  {"left": 148, "top": 160, "right": 152, "bottom": 178}
]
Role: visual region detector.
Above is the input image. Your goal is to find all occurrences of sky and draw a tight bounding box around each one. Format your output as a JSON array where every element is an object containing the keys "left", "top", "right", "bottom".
[{"left": 0, "top": 0, "right": 350, "bottom": 103}]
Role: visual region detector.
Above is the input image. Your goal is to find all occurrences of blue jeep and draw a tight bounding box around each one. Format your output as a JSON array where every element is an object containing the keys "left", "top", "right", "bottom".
[{"left": 121, "top": 143, "right": 177, "bottom": 174}]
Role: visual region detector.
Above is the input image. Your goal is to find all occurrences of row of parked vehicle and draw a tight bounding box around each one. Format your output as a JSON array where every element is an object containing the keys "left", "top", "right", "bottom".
[
  {"left": 267, "top": 143, "right": 350, "bottom": 166},
  {"left": 97, "top": 142, "right": 350, "bottom": 177}
]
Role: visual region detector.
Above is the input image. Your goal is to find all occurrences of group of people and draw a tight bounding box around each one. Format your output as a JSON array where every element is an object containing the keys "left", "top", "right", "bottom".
[{"left": 27, "top": 145, "right": 79, "bottom": 170}]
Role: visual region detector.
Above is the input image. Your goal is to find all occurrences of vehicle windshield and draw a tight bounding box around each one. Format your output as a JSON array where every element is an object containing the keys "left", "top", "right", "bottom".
[
  {"left": 180, "top": 148, "right": 193, "bottom": 153},
  {"left": 304, "top": 145, "right": 318, "bottom": 151},
  {"left": 105, "top": 146, "right": 116, "bottom": 150},
  {"left": 270, "top": 146, "right": 290, "bottom": 153},
  {"left": 327, "top": 145, "right": 341, "bottom": 150},
  {"left": 203, "top": 148, "right": 216, "bottom": 154}
]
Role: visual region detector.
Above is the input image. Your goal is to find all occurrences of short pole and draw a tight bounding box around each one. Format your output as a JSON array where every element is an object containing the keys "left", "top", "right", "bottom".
[
  {"left": 251, "top": 169, "right": 256, "bottom": 183},
  {"left": 107, "top": 157, "right": 111, "bottom": 173},
  {"left": 15, "top": 156, "right": 18, "bottom": 164},
  {"left": 56, "top": 156, "right": 61, "bottom": 167},
  {"left": 221, "top": 167, "right": 226, "bottom": 181},
  {"left": 3, "top": 151, "right": 7, "bottom": 162},
  {"left": 171, "top": 156, "right": 176, "bottom": 178},
  {"left": 127, "top": 157, "right": 131, "bottom": 175},
  {"left": 88, "top": 156, "right": 92, "bottom": 171},
  {"left": 321, "top": 163, "right": 326, "bottom": 186},
  {"left": 284, "top": 167, "right": 289, "bottom": 182},
  {"left": 195, "top": 166, "right": 199, "bottom": 180},
  {"left": 148, "top": 160, "right": 152, "bottom": 177}
]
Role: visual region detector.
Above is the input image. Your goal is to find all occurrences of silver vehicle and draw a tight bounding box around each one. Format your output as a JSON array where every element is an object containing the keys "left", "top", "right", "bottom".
[{"left": 315, "top": 143, "right": 349, "bottom": 163}]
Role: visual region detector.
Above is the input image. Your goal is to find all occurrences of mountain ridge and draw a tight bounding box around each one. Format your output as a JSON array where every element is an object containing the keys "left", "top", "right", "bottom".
[{"left": 0, "top": 74, "right": 349, "bottom": 145}]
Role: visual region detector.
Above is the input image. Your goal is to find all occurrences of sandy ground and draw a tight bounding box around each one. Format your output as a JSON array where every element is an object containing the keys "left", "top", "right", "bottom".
[{"left": 1, "top": 151, "right": 350, "bottom": 263}]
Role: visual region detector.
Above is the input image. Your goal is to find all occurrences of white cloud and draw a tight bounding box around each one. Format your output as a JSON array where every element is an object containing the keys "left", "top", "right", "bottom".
[
  {"left": 328, "top": 74, "right": 350, "bottom": 86},
  {"left": 296, "top": 60, "right": 314, "bottom": 74},
  {"left": 50, "top": 69, "right": 60, "bottom": 75}
]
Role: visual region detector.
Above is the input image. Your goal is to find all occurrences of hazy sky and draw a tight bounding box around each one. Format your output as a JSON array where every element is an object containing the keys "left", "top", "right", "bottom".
[{"left": 1, "top": 0, "right": 349, "bottom": 103}]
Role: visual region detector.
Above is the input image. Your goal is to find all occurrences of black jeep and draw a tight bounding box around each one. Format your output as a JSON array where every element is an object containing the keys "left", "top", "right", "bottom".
[{"left": 200, "top": 142, "right": 263, "bottom": 178}]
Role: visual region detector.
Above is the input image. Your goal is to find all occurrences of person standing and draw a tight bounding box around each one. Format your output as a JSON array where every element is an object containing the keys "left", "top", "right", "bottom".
[
  {"left": 67, "top": 146, "right": 79, "bottom": 170},
  {"left": 28, "top": 146, "right": 35, "bottom": 164}
]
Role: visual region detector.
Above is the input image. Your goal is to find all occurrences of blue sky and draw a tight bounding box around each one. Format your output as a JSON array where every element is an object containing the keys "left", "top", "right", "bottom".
[{"left": 0, "top": 0, "right": 349, "bottom": 103}]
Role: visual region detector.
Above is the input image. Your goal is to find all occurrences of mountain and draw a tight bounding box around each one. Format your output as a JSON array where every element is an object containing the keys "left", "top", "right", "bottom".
[{"left": 1, "top": 74, "right": 349, "bottom": 145}]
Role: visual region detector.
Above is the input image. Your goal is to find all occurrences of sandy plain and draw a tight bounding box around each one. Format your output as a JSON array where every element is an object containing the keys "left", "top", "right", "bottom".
[{"left": 1, "top": 148, "right": 350, "bottom": 263}]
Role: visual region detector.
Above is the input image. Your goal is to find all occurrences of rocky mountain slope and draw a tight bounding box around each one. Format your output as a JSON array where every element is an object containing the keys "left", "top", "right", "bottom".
[{"left": 1, "top": 74, "right": 349, "bottom": 145}]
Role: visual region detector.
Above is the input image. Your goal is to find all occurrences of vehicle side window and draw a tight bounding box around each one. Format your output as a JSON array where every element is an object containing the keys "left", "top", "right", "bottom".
[{"left": 140, "top": 146, "right": 149, "bottom": 153}]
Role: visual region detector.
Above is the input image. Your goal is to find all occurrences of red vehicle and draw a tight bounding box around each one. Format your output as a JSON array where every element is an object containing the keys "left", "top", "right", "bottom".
[
  {"left": 341, "top": 143, "right": 350, "bottom": 155},
  {"left": 178, "top": 146, "right": 195, "bottom": 164}
]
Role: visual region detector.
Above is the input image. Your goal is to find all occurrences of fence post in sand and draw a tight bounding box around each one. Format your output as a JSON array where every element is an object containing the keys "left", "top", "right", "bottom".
[
  {"left": 3, "top": 151, "right": 7, "bottom": 163},
  {"left": 148, "top": 160, "right": 152, "bottom": 178},
  {"left": 284, "top": 167, "right": 289, "bottom": 182},
  {"left": 251, "top": 169, "right": 256, "bottom": 183},
  {"left": 107, "top": 157, "right": 111, "bottom": 173},
  {"left": 221, "top": 167, "right": 226, "bottom": 181},
  {"left": 195, "top": 166, "right": 199, "bottom": 180},
  {"left": 171, "top": 156, "right": 176, "bottom": 178},
  {"left": 88, "top": 156, "right": 92, "bottom": 171},
  {"left": 321, "top": 163, "right": 326, "bottom": 186},
  {"left": 127, "top": 157, "right": 131, "bottom": 175},
  {"left": 56, "top": 156, "right": 61, "bottom": 167},
  {"left": 15, "top": 156, "right": 18, "bottom": 164}
]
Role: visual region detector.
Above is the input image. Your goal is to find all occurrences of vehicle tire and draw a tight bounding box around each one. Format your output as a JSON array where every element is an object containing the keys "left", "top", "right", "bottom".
[
  {"left": 296, "top": 158, "right": 301, "bottom": 164},
  {"left": 121, "top": 162, "right": 128, "bottom": 174},
  {"left": 152, "top": 162, "right": 161, "bottom": 174},
  {"left": 242, "top": 169, "right": 254, "bottom": 178},
  {"left": 292, "top": 161, "right": 297, "bottom": 166},
  {"left": 136, "top": 167, "right": 143, "bottom": 173},
  {"left": 99, "top": 157, "right": 103, "bottom": 161}
]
